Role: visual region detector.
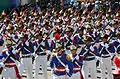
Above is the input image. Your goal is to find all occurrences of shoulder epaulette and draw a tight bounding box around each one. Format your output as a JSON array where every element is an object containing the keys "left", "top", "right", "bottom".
[
  {"left": 51, "top": 53, "right": 56, "bottom": 58},
  {"left": 66, "top": 55, "right": 71, "bottom": 61}
]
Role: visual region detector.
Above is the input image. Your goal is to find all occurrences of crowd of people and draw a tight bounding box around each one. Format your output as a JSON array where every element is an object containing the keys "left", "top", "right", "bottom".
[{"left": 0, "top": 0, "right": 120, "bottom": 79}]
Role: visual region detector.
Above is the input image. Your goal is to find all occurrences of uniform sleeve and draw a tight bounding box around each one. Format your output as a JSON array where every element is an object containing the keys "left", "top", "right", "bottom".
[
  {"left": 33, "top": 41, "right": 37, "bottom": 47},
  {"left": 74, "top": 35, "right": 79, "bottom": 44},
  {"left": 45, "top": 40, "right": 50, "bottom": 50},
  {"left": 66, "top": 55, "right": 73, "bottom": 77},
  {"left": 50, "top": 40, "right": 55, "bottom": 51},
  {"left": 15, "top": 50, "right": 20, "bottom": 61},
  {"left": 29, "top": 42, "right": 34, "bottom": 53},
  {"left": 50, "top": 54, "right": 55, "bottom": 69},
  {"left": 0, "top": 54, "right": 3, "bottom": 60},
  {"left": 97, "top": 44, "right": 102, "bottom": 56},
  {"left": 94, "top": 46, "right": 99, "bottom": 56},
  {"left": 108, "top": 43, "right": 115, "bottom": 53}
]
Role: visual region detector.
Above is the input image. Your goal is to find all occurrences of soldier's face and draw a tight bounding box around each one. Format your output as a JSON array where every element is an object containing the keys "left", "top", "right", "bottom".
[
  {"left": 85, "top": 41, "right": 90, "bottom": 46},
  {"left": 6, "top": 44, "right": 12, "bottom": 50},
  {"left": 21, "top": 38, "right": 26, "bottom": 42},
  {"left": 117, "top": 35, "right": 120, "bottom": 39},
  {"left": 8, "top": 29, "right": 13, "bottom": 34},
  {"left": 71, "top": 50, "right": 77, "bottom": 55},
  {"left": 38, "top": 36, "right": 42, "bottom": 40},
  {"left": 66, "top": 31, "right": 72, "bottom": 36},
  {"left": 56, "top": 48, "right": 62, "bottom": 54},
  {"left": 113, "top": 24, "right": 118, "bottom": 28},
  {"left": 79, "top": 31, "right": 83, "bottom": 35},
  {"left": 102, "top": 38, "right": 107, "bottom": 42}
]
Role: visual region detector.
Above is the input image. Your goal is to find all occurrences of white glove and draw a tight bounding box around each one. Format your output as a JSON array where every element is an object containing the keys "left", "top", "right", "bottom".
[
  {"left": 110, "top": 53, "right": 115, "bottom": 58},
  {"left": 96, "top": 56, "right": 103, "bottom": 64},
  {"left": 104, "top": 43, "right": 109, "bottom": 48},
  {"left": 75, "top": 55, "right": 79, "bottom": 60},
  {"left": 12, "top": 49, "right": 16, "bottom": 54},
  {"left": 25, "top": 41, "right": 29, "bottom": 46},
  {"left": 46, "top": 50, "right": 51, "bottom": 55},
  {"left": 90, "top": 46, "right": 94, "bottom": 51},
  {"left": 0, "top": 62, "right": 4, "bottom": 67},
  {"left": 31, "top": 53, "right": 35, "bottom": 57}
]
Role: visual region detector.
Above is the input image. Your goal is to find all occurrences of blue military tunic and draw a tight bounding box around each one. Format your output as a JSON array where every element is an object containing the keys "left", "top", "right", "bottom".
[
  {"left": 17, "top": 41, "right": 34, "bottom": 57},
  {"left": 34, "top": 39, "right": 50, "bottom": 53},
  {"left": 113, "top": 39, "right": 120, "bottom": 54},
  {"left": 0, "top": 49, "right": 19, "bottom": 64},
  {"left": 74, "top": 34, "right": 84, "bottom": 45},
  {"left": 72, "top": 54, "right": 83, "bottom": 73},
  {"left": 79, "top": 44, "right": 98, "bottom": 61},
  {"left": 50, "top": 53, "right": 73, "bottom": 77},
  {"left": 98, "top": 42, "right": 115, "bottom": 57}
]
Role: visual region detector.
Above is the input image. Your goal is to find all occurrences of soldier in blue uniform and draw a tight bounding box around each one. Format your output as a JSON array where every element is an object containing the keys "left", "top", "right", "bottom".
[
  {"left": 0, "top": 35, "right": 4, "bottom": 53},
  {"left": 63, "top": 27, "right": 74, "bottom": 54},
  {"left": 73, "top": 28, "right": 84, "bottom": 45},
  {"left": 33, "top": 31, "right": 50, "bottom": 79},
  {"left": 80, "top": 36, "right": 98, "bottom": 79},
  {"left": 70, "top": 45, "right": 84, "bottom": 79},
  {"left": 113, "top": 32, "right": 120, "bottom": 56},
  {"left": 0, "top": 40, "right": 21, "bottom": 79},
  {"left": 50, "top": 42, "right": 73, "bottom": 79},
  {"left": 17, "top": 33, "right": 34, "bottom": 79},
  {"left": 98, "top": 34, "right": 114, "bottom": 79}
]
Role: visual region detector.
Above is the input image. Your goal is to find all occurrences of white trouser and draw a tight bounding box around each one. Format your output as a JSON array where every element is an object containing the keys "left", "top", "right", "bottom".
[
  {"left": 52, "top": 74, "right": 66, "bottom": 79},
  {"left": 82, "top": 59, "right": 97, "bottom": 79},
  {"left": 19, "top": 57, "right": 33, "bottom": 79},
  {"left": 2, "top": 67, "right": 16, "bottom": 79},
  {"left": 34, "top": 55, "right": 48, "bottom": 79},
  {"left": 100, "top": 57, "right": 113, "bottom": 79},
  {"left": 71, "top": 72, "right": 81, "bottom": 79}
]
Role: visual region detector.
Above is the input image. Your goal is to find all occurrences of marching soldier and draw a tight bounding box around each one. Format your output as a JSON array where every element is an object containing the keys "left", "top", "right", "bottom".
[
  {"left": 0, "top": 35, "right": 4, "bottom": 78},
  {"left": 63, "top": 27, "right": 74, "bottom": 54},
  {"left": 17, "top": 33, "right": 34, "bottom": 79},
  {"left": 50, "top": 42, "right": 73, "bottom": 79},
  {"left": 112, "top": 32, "right": 120, "bottom": 56},
  {"left": 73, "top": 28, "right": 84, "bottom": 45},
  {"left": 0, "top": 40, "right": 21, "bottom": 79},
  {"left": 98, "top": 34, "right": 115, "bottom": 79},
  {"left": 6, "top": 25, "right": 19, "bottom": 45},
  {"left": 70, "top": 45, "right": 84, "bottom": 79},
  {"left": 0, "top": 35, "right": 4, "bottom": 53},
  {"left": 34, "top": 31, "right": 50, "bottom": 79},
  {"left": 80, "top": 36, "right": 98, "bottom": 79}
]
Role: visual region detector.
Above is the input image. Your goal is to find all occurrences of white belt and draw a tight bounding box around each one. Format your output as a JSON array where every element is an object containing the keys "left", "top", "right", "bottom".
[
  {"left": 54, "top": 68, "right": 66, "bottom": 72},
  {"left": 5, "top": 63, "right": 16, "bottom": 66},
  {"left": 73, "top": 68, "right": 81, "bottom": 70},
  {"left": 22, "top": 54, "right": 31, "bottom": 57},
  {"left": 101, "top": 54, "right": 110, "bottom": 57},
  {"left": 87, "top": 56, "right": 95, "bottom": 59}
]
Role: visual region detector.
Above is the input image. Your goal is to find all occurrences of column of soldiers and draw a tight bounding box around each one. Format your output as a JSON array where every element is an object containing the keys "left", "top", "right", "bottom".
[{"left": 0, "top": 0, "right": 119, "bottom": 79}]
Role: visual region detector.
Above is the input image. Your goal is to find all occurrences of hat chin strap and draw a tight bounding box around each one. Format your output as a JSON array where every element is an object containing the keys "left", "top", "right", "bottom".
[{"left": 57, "top": 48, "right": 61, "bottom": 52}]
